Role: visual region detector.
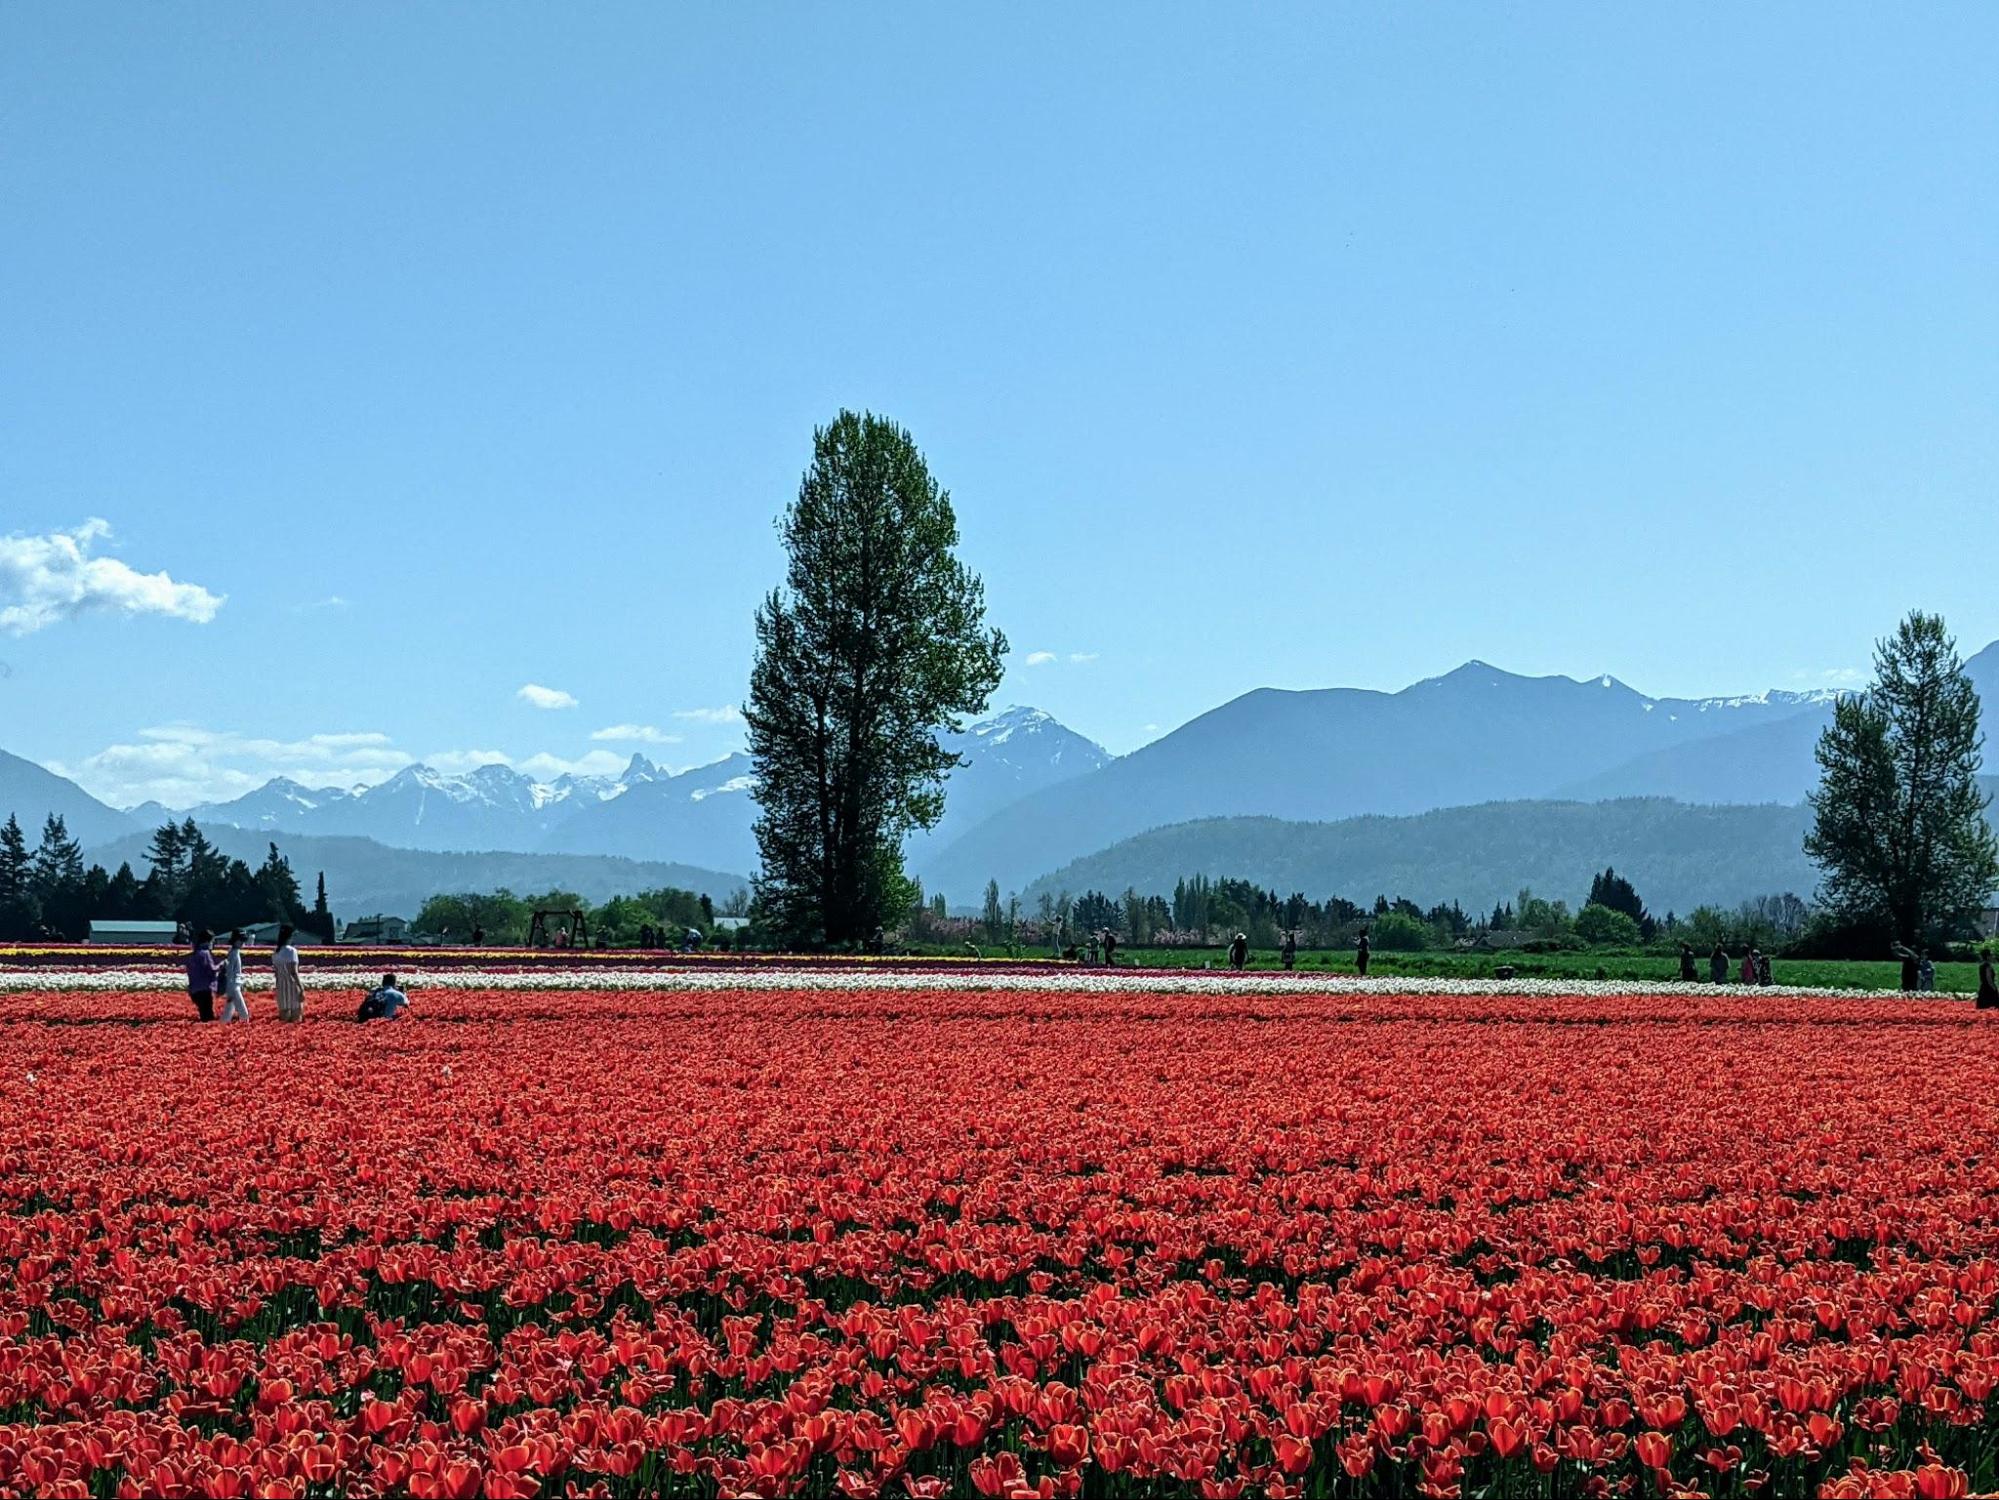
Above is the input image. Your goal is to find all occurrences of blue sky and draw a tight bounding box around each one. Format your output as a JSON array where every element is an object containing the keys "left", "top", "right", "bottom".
[{"left": 3, "top": 5, "right": 1996, "bottom": 807}]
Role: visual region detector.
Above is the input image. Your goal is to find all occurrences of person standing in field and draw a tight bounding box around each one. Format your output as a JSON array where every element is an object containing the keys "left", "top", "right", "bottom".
[
  {"left": 185, "top": 929, "right": 219, "bottom": 1022},
  {"left": 218, "top": 928, "right": 249, "bottom": 1022},
  {"left": 1919, "top": 952, "right": 1936, "bottom": 992},
  {"left": 1757, "top": 951, "right": 1773, "bottom": 986},
  {"left": 1890, "top": 941, "right": 1920, "bottom": 992},
  {"left": 1228, "top": 932, "right": 1249, "bottom": 971},
  {"left": 1103, "top": 929, "right": 1118, "bottom": 966},
  {"left": 1709, "top": 942, "right": 1728, "bottom": 984},
  {"left": 1281, "top": 931, "right": 1297, "bottom": 971},
  {"left": 1740, "top": 947, "right": 1759, "bottom": 986},
  {"left": 1679, "top": 943, "right": 1698, "bottom": 982},
  {"left": 272, "top": 923, "right": 305, "bottom": 1023},
  {"left": 1355, "top": 931, "right": 1371, "bottom": 977},
  {"left": 1978, "top": 948, "right": 1998, "bottom": 1010}
]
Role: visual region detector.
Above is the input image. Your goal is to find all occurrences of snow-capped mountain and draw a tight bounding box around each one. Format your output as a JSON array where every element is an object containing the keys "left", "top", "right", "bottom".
[
  {"left": 147, "top": 708, "right": 1112, "bottom": 875},
  {"left": 539, "top": 709, "right": 1113, "bottom": 873},
  {"left": 178, "top": 754, "right": 670, "bottom": 854}
]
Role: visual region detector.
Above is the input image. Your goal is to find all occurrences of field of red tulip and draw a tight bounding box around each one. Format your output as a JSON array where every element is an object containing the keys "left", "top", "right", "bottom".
[{"left": 2, "top": 980, "right": 1997, "bottom": 1498}]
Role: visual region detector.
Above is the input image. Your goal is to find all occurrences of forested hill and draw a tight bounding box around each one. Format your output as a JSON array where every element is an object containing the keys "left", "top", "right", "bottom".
[
  {"left": 84, "top": 826, "right": 748, "bottom": 922},
  {"left": 1019, "top": 798, "right": 1824, "bottom": 917}
]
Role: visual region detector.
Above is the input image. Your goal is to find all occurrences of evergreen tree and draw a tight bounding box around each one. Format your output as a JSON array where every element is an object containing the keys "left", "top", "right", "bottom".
[
  {"left": 1585, "top": 867, "right": 1655, "bottom": 941},
  {"left": 105, "top": 861, "right": 145, "bottom": 917},
  {"left": 254, "top": 842, "right": 305, "bottom": 923},
  {"left": 31, "top": 814, "right": 86, "bottom": 938},
  {"left": 143, "top": 822, "right": 188, "bottom": 904},
  {"left": 1805, "top": 612, "right": 1998, "bottom": 946},
  {"left": 746, "top": 411, "right": 1006, "bottom": 946},
  {"left": 311, "top": 872, "right": 336, "bottom": 943},
  {"left": 0, "top": 814, "right": 36, "bottom": 939},
  {"left": 981, "top": 879, "right": 1004, "bottom": 944}
]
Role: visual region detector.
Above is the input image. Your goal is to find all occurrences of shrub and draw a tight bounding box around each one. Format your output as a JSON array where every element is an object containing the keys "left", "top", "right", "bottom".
[
  {"left": 1369, "top": 911, "right": 1432, "bottom": 951},
  {"left": 1574, "top": 903, "right": 1642, "bottom": 947}
]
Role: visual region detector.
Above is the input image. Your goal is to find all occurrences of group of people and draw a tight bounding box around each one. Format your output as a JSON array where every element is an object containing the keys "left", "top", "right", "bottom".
[
  {"left": 183, "top": 926, "right": 405, "bottom": 1024},
  {"left": 1677, "top": 942, "right": 1775, "bottom": 986}
]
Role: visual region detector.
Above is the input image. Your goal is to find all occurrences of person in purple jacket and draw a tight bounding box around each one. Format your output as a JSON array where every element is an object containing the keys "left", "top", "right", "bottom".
[{"left": 185, "top": 928, "right": 219, "bottom": 1022}]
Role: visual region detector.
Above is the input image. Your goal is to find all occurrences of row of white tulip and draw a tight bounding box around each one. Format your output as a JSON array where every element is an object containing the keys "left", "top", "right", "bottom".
[{"left": 0, "top": 965, "right": 1918, "bottom": 1000}]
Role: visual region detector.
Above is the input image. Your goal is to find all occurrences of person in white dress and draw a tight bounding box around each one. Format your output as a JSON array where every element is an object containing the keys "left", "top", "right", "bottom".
[
  {"left": 218, "top": 929, "right": 249, "bottom": 1022},
  {"left": 272, "top": 923, "right": 305, "bottom": 1022}
]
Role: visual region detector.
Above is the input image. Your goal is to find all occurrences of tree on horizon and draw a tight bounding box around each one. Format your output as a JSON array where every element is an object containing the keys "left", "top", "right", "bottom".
[
  {"left": 1805, "top": 611, "right": 1998, "bottom": 947},
  {"left": 745, "top": 411, "right": 1005, "bottom": 947}
]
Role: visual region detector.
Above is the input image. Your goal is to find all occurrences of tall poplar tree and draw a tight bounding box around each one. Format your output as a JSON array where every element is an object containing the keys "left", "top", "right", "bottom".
[
  {"left": 746, "top": 411, "right": 1006, "bottom": 946},
  {"left": 1805, "top": 612, "right": 1998, "bottom": 946}
]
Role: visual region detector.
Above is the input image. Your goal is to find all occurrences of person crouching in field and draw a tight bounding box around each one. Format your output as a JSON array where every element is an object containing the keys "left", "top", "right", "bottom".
[
  {"left": 357, "top": 972, "right": 410, "bottom": 1022},
  {"left": 1979, "top": 948, "right": 1998, "bottom": 1010},
  {"left": 185, "top": 929, "right": 219, "bottom": 1022},
  {"left": 272, "top": 924, "right": 305, "bottom": 1022},
  {"left": 218, "top": 929, "right": 249, "bottom": 1022}
]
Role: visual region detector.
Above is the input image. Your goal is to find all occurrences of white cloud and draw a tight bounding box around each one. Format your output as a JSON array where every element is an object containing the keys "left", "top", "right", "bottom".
[
  {"left": 518, "top": 749, "right": 629, "bottom": 780},
  {"left": 590, "top": 723, "right": 683, "bottom": 745},
  {"left": 420, "top": 748, "right": 515, "bottom": 776},
  {"left": 53, "top": 726, "right": 411, "bottom": 808},
  {"left": 1792, "top": 666, "right": 1865, "bottom": 686},
  {"left": 0, "top": 519, "right": 223, "bottom": 635},
  {"left": 673, "top": 705, "right": 742, "bottom": 725},
  {"left": 517, "top": 683, "right": 579, "bottom": 711},
  {"left": 1022, "top": 650, "right": 1097, "bottom": 667}
]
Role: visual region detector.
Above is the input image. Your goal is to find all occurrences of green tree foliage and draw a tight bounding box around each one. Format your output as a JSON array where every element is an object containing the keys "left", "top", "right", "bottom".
[
  {"left": 746, "top": 411, "right": 1006, "bottom": 947},
  {"left": 1513, "top": 888, "right": 1574, "bottom": 938},
  {"left": 311, "top": 872, "right": 337, "bottom": 944},
  {"left": 1574, "top": 902, "right": 1643, "bottom": 946},
  {"left": 254, "top": 843, "right": 310, "bottom": 926},
  {"left": 0, "top": 814, "right": 37, "bottom": 938},
  {"left": 1805, "top": 612, "right": 1999, "bottom": 946},
  {"left": 1585, "top": 867, "right": 1654, "bottom": 940},
  {"left": 981, "top": 880, "right": 1005, "bottom": 945},
  {"left": 1369, "top": 910, "right": 1432, "bottom": 951},
  {"left": 409, "top": 885, "right": 712, "bottom": 948}
]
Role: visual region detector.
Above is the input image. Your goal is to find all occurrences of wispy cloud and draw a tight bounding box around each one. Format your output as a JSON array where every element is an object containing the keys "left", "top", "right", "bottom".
[
  {"left": 1022, "top": 649, "right": 1097, "bottom": 667},
  {"left": 0, "top": 519, "right": 223, "bottom": 636},
  {"left": 51, "top": 726, "right": 410, "bottom": 808},
  {"left": 518, "top": 749, "right": 629, "bottom": 781},
  {"left": 517, "top": 683, "right": 579, "bottom": 711},
  {"left": 297, "top": 595, "right": 349, "bottom": 612},
  {"left": 1792, "top": 666, "right": 1865, "bottom": 686},
  {"left": 673, "top": 705, "right": 742, "bottom": 725},
  {"left": 590, "top": 723, "right": 683, "bottom": 745}
]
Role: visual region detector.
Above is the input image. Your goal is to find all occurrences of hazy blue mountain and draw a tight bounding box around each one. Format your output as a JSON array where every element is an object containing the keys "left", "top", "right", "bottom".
[
  {"left": 83, "top": 824, "right": 747, "bottom": 921},
  {"left": 535, "top": 707, "right": 1109, "bottom": 873},
  {"left": 1552, "top": 705, "right": 1839, "bottom": 805},
  {"left": 916, "top": 661, "right": 1853, "bottom": 900},
  {"left": 536, "top": 753, "right": 761, "bottom": 871},
  {"left": 1558, "top": 639, "right": 1999, "bottom": 807},
  {"left": 184, "top": 776, "right": 364, "bottom": 831},
  {"left": 0, "top": 750, "right": 138, "bottom": 846},
  {"left": 1021, "top": 798, "right": 1823, "bottom": 918}
]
